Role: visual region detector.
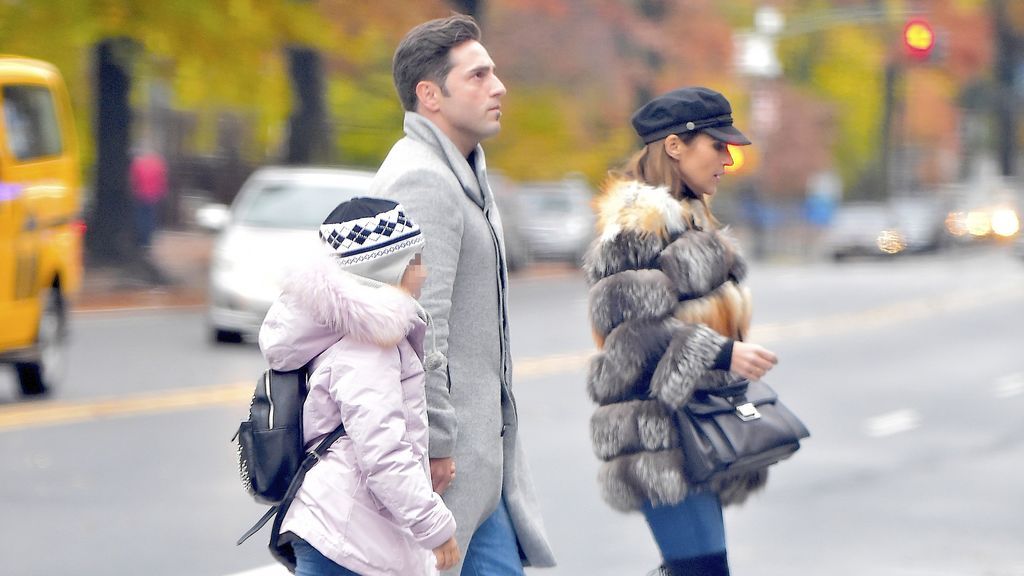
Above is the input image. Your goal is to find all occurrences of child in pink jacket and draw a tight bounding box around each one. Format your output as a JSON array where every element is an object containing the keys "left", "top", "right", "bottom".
[{"left": 259, "top": 197, "right": 459, "bottom": 575}]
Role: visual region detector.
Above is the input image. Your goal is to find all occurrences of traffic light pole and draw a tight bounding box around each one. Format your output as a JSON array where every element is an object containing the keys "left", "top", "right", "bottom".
[{"left": 880, "top": 59, "right": 905, "bottom": 201}]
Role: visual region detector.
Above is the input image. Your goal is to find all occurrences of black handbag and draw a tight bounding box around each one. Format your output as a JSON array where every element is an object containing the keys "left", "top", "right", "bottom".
[{"left": 677, "top": 379, "right": 810, "bottom": 485}]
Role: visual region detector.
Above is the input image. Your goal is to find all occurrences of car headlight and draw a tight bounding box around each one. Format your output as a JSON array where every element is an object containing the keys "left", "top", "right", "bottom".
[
  {"left": 991, "top": 208, "right": 1020, "bottom": 237},
  {"left": 966, "top": 211, "right": 992, "bottom": 237},
  {"left": 876, "top": 230, "right": 906, "bottom": 254}
]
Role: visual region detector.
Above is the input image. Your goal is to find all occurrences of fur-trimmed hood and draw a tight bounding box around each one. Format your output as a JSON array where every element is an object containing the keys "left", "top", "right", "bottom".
[{"left": 259, "top": 250, "right": 429, "bottom": 372}]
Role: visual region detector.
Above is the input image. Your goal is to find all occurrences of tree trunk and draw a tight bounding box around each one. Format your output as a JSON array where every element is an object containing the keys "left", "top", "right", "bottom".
[
  {"left": 450, "top": 0, "right": 481, "bottom": 19},
  {"left": 284, "top": 46, "right": 333, "bottom": 165},
  {"left": 86, "top": 39, "right": 135, "bottom": 264},
  {"left": 992, "top": 0, "right": 1020, "bottom": 177}
]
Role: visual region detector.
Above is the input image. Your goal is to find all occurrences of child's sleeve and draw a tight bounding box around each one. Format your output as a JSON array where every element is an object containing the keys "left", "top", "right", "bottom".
[{"left": 328, "top": 341, "right": 456, "bottom": 550}]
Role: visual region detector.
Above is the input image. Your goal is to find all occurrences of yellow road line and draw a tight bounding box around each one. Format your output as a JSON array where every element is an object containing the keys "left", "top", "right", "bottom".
[
  {"left": 2, "top": 281, "right": 1020, "bottom": 432},
  {"left": 0, "top": 382, "right": 251, "bottom": 431}
]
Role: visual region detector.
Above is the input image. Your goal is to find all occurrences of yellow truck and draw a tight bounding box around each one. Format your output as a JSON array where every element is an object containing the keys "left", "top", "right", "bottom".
[{"left": 0, "top": 56, "right": 82, "bottom": 396}]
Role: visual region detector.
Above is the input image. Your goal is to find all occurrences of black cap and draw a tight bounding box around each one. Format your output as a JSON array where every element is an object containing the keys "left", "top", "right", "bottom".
[{"left": 631, "top": 86, "right": 751, "bottom": 146}]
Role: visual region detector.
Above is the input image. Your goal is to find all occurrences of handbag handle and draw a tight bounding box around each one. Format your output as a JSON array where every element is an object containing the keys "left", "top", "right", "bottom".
[{"left": 702, "top": 378, "right": 751, "bottom": 401}]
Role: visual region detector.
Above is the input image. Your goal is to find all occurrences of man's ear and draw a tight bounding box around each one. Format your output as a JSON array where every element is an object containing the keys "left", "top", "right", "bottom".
[
  {"left": 663, "top": 134, "right": 682, "bottom": 160},
  {"left": 415, "top": 80, "right": 442, "bottom": 113}
]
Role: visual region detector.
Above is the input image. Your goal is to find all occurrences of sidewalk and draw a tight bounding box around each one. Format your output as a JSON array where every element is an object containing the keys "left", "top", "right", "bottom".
[
  {"left": 73, "top": 229, "right": 585, "bottom": 312},
  {"left": 75, "top": 230, "right": 215, "bottom": 311}
]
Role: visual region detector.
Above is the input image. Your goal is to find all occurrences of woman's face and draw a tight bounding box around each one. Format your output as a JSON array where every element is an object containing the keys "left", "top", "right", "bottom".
[{"left": 671, "top": 132, "right": 736, "bottom": 198}]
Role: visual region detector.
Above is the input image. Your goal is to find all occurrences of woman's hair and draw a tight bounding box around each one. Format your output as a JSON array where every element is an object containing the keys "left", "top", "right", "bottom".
[
  {"left": 617, "top": 131, "right": 717, "bottom": 224},
  {"left": 392, "top": 14, "right": 481, "bottom": 112}
]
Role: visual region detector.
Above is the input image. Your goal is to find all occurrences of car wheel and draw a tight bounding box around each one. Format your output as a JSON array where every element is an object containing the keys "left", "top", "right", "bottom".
[
  {"left": 213, "top": 328, "right": 244, "bottom": 344},
  {"left": 16, "top": 288, "right": 67, "bottom": 396}
]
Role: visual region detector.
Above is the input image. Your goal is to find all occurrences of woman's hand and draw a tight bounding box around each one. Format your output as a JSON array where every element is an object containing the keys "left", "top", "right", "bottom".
[
  {"left": 433, "top": 537, "right": 460, "bottom": 571},
  {"left": 730, "top": 341, "right": 778, "bottom": 381}
]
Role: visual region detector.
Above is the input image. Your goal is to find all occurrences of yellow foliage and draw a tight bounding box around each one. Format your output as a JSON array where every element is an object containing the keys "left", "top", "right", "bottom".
[{"left": 486, "top": 88, "right": 635, "bottom": 185}]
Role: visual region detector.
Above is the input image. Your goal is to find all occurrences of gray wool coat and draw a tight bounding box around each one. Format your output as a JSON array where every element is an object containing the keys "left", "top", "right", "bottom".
[{"left": 368, "top": 112, "right": 555, "bottom": 572}]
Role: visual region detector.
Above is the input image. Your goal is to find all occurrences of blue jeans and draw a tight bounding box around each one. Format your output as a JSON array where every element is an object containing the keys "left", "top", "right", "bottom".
[
  {"left": 461, "top": 498, "right": 524, "bottom": 576},
  {"left": 642, "top": 491, "right": 727, "bottom": 561},
  {"left": 292, "top": 539, "right": 360, "bottom": 576}
]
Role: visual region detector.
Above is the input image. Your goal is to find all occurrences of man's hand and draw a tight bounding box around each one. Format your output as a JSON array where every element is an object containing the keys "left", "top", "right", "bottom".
[
  {"left": 433, "top": 536, "right": 460, "bottom": 571},
  {"left": 730, "top": 341, "right": 778, "bottom": 382},
  {"left": 429, "top": 457, "right": 456, "bottom": 494}
]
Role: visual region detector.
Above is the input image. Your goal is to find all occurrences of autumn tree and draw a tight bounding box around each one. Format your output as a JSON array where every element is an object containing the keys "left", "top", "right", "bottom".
[{"left": 0, "top": 1, "right": 323, "bottom": 263}]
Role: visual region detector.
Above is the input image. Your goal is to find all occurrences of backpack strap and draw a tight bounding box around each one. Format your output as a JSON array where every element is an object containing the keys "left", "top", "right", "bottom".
[{"left": 236, "top": 423, "right": 347, "bottom": 546}]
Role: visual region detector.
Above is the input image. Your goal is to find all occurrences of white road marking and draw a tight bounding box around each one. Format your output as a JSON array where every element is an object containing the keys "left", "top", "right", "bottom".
[
  {"left": 993, "top": 372, "right": 1024, "bottom": 399},
  {"left": 864, "top": 409, "right": 922, "bottom": 438},
  {"left": 223, "top": 564, "right": 288, "bottom": 576}
]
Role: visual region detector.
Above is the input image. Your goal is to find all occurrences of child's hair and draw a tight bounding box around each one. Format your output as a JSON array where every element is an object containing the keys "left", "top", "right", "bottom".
[{"left": 319, "top": 197, "right": 425, "bottom": 285}]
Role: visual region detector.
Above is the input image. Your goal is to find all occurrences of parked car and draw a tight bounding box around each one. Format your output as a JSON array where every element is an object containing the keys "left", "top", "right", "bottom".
[
  {"left": 514, "top": 176, "right": 595, "bottom": 264},
  {"left": 889, "top": 196, "right": 949, "bottom": 253},
  {"left": 0, "top": 56, "right": 82, "bottom": 396},
  {"left": 489, "top": 171, "right": 531, "bottom": 272},
  {"left": 823, "top": 202, "right": 893, "bottom": 260},
  {"left": 201, "top": 167, "right": 373, "bottom": 343},
  {"left": 824, "top": 197, "right": 948, "bottom": 261}
]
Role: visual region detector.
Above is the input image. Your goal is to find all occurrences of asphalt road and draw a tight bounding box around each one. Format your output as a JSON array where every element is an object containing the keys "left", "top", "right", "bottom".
[{"left": 1, "top": 246, "right": 1022, "bottom": 576}]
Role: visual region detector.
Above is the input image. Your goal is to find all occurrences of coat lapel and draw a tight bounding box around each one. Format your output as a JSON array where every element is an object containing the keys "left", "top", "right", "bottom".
[{"left": 403, "top": 112, "right": 486, "bottom": 209}]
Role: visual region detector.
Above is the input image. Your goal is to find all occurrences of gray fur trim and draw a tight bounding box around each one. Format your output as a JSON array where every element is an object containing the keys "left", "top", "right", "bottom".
[
  {"left": 730, "top": 251, "right": 748, "bottom": 284},
  {"left": 589, "top": 270, "right": 676, "bottom": 339},
  {"left": 590, "top": 399, "right": 678, "bottom": 460},
  {"left": 597, "top": 449, "right": 689, "bottom": 512},
  {"left": 597, "top": 458, "right": 645, "bottom": 512},
  {"left": 650, "top": 324, "right": 728, "bottom": 410},
  {"left": 712, "top": 468, "right": 769, "bottom": 507},
  {"left": 584, "top": 230, "right": 666, "bottom": 285},
  {"left": 696, "top": 369, "right": 735, "bottom": 391},
  {"left": 658, "top": 231, "right": 735, "bottom": 299},
  {"left": 587, "top": 318, "right": 679, "bottom": 405}
]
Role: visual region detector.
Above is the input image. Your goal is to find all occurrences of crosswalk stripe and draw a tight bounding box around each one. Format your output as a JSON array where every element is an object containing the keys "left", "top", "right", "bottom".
[{"left": 864, "top": 409, "right": 922, "bottom": 438}]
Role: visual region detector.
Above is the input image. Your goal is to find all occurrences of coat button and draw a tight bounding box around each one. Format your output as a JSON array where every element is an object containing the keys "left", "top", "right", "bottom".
[{"left": 500, "top": 424, "right": 508, "bottom": 437}]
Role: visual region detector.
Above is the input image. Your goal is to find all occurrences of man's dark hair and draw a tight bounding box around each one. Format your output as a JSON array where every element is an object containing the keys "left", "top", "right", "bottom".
[{"left": 393, "top": 14, "right": 482, "bottom": 112}]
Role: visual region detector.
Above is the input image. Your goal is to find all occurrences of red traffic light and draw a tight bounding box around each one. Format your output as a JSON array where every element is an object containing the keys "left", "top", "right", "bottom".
[{"left": 903, "top": 18, "right": 935, "bottom": 59}]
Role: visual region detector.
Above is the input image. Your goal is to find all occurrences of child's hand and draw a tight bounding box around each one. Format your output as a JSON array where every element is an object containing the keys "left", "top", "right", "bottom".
[{"left": 433, "top": 537, "right": 460, "bottom": 571}]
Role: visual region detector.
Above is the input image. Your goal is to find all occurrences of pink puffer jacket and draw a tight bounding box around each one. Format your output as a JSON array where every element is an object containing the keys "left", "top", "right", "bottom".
[{"left": 259, "top": 252, "right": 456, "bottom": 576}]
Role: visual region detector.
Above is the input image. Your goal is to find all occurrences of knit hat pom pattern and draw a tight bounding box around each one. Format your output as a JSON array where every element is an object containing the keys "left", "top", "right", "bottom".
[{"left": 319, "top": 197, "right": 425, "bottom": 286}]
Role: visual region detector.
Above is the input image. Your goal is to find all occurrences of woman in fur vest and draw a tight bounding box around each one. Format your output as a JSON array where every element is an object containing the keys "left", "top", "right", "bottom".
[{"left": 582, "top": 87, "right": 779, "bottom": 575}]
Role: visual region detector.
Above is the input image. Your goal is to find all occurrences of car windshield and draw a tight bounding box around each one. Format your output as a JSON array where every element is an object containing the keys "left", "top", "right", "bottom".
[
  {"left": 522, "top": 193, "right": 573, "bottom": 213},
  {"left": 233, "top": 181, "right": 364, "bottom": 229},
  {"left": 519, "top": 186, "right": 588, "bottom": 214}
]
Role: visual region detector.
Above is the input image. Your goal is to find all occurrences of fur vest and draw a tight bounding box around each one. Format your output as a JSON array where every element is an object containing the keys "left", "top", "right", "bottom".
[{"left": 582, "top": 179, "right": 768, "bottom": 512}]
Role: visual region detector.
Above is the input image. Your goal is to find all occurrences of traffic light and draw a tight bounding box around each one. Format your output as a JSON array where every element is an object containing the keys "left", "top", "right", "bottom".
[{"left": 903, "top": 18, "right": 935, "bottom": 61}]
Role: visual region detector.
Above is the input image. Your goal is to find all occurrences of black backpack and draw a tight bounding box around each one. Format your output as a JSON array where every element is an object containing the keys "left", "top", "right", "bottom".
[{"left": 233, "top": 367, "right": 346, "bottom": 570}]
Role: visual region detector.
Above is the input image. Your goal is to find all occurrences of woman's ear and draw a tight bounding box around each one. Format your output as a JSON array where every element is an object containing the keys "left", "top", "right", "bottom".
[
  {"left": 415, "top": 80, "right": 442, "bottom": 113},
  {"left": 663, "top": 134, "right": 682, "bottom": 160}
]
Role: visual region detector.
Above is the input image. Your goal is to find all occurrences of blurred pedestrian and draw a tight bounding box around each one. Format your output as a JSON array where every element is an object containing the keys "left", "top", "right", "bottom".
[
  {"left": 582, "top": 87, "right": 779, "bottom": 576},
  {"left": 259, "top": 197, "right": 460, "bottom": 575},
  {"left": 367, "top": 14, "right": 556, "bottom": 576},
  {"left": 129, "top": 149, "right": 167, "bottom": 250}
]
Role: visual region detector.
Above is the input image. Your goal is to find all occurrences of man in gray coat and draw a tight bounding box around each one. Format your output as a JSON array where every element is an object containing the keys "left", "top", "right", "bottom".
[{"left": 368, "top": 14, "right": 555, "bottom": 576}]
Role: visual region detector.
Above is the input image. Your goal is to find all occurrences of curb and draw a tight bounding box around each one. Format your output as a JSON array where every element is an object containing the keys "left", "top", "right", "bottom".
[{"left": 72, "top": 289, "right": 208, "bottom": 313}]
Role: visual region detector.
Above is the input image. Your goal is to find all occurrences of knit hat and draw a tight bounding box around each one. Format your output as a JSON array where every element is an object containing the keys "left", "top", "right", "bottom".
[{"left": 319, "top": 197, "right": 425, "bottom": 286}]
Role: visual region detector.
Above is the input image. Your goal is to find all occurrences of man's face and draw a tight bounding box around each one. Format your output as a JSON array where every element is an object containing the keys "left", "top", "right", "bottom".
[{"left": 435, "top": 40, "right": 506, "bottom": 154}]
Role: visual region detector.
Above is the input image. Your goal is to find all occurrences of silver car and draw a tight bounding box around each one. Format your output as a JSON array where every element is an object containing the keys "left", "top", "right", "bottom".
[
  {"left": 514, "top": 176, "right": 595, "bottom": 264},
  {"left": 203, "top": 166, "right": 373, "bottom": 342}
]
